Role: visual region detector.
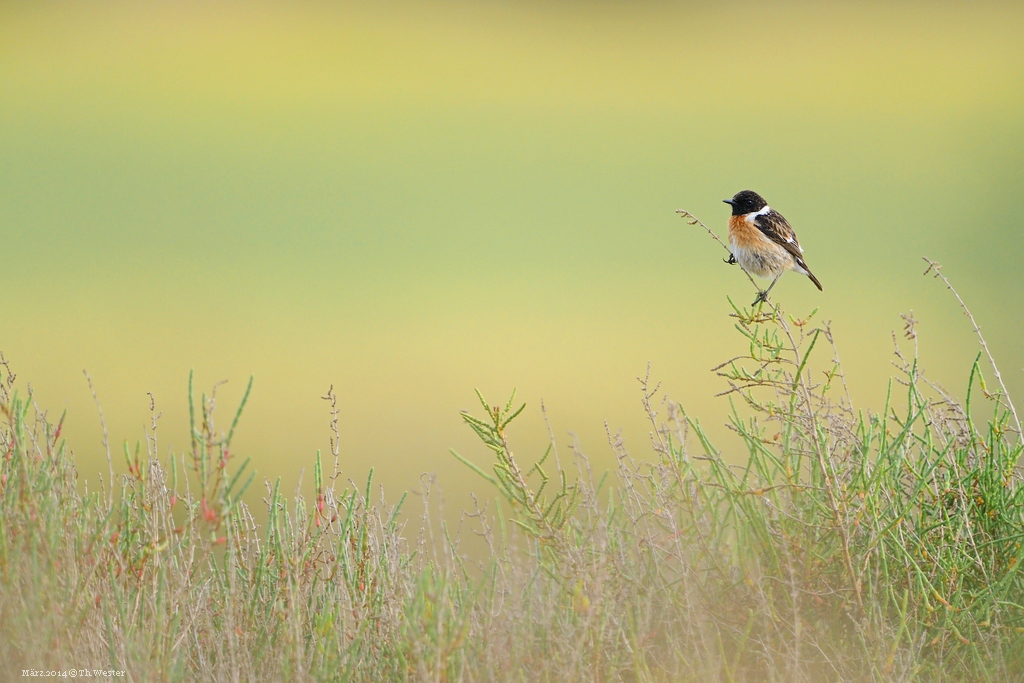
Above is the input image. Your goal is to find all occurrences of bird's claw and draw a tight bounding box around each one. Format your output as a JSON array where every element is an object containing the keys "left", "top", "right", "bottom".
[
  {"left": 751, "top": 291, "right": 769, "bottom": 307},
  {"left": 724, "top": 254, "right": 737, "bottom": 265}
]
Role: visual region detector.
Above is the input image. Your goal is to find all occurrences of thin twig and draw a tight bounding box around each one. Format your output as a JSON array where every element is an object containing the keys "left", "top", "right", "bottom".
[
  {"left": 540, "top": 399, "right": 561, "bottom": 472},
  {"left": 638, "top": 363, "right": 669, "bottom": 457},
  {"left": 321, "top": 384, "right": 342, "bottom": 480},
  {"left": 823, "top": 322, "right": 854, "bottom": 412},
  {"left": 83, "top": 370, "right": 113, "bottom": 508},
  {"left": 676, "top": 208, "right": 760, "bottom": 292},
  {"left": 923, "top": 257, "right": 1021, "bottom": 440}
]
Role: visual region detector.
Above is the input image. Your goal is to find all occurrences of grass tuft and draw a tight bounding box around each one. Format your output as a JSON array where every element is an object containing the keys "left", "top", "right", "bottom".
[{"left": 1, "top": 265, "right": 1022, "bottom": 680}]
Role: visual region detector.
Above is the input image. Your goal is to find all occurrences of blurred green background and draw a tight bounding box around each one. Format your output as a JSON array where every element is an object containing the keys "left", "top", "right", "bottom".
[{"left": 1, "top": 2, "right": 1022, "bottom": 514}]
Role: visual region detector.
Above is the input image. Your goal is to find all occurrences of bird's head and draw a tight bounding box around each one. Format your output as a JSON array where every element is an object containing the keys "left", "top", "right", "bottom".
[{"left": 723, "top": 190, "right": 768, "bottom": 216}]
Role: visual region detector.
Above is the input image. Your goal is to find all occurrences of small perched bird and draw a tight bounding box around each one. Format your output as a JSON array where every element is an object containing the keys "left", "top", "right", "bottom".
[{"left": 724, "top": 190, "right": 822, "bottom": 306}]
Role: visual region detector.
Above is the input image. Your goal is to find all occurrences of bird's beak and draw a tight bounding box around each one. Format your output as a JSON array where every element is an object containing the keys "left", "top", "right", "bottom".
[{"left": 723, "top": 199, "right": 734, "bottom": 205}]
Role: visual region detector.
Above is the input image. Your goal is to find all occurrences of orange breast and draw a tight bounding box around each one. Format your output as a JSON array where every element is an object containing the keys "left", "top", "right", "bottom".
[{"left": 728, "top": 215, "right": 771, "bottom": 249}]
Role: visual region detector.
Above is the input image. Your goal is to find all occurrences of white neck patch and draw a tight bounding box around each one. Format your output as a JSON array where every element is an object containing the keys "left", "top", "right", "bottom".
[{"left": 744, "top": 205, "right": 771, "bottom": 223}]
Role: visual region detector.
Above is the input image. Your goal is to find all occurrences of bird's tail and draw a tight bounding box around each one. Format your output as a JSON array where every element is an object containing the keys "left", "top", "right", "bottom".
[
  {"left": 794, "top": 255, "right": 823, "bottom": 291},
  {"left": 806, "top": 269, "right": 823, "bottom": 291}
]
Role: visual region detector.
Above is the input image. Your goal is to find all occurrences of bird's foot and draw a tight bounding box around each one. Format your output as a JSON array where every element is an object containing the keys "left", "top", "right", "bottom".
[
  {"left": 751, "top": 290, "right": 770, "bottom": 307},
  {"left": 724, "top": 254, "right": 737, "bottom": 265}
]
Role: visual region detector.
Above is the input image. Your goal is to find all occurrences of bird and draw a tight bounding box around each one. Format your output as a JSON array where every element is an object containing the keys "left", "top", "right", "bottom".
[{"left": 723, "top": 190, "right": 822, "bottom": 306}]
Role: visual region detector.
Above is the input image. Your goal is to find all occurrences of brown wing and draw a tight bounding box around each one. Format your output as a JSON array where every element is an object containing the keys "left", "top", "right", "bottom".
[
  {"left": 754, "top": 210, "right": 823, "bottom": 291},
  {"left": 753, "top": 210, "right": 803, "bottom": 260}
]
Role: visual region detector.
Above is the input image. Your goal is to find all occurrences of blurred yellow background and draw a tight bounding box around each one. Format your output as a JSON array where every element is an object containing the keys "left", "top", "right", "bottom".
[{"left": 1, "top": 2, "right": 1022, "bottom": 515}]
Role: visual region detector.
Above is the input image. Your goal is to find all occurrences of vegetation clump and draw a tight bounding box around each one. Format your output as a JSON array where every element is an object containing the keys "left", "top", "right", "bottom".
[{"left": 1, "top": 266, "right": 1022, "bottom": 681}]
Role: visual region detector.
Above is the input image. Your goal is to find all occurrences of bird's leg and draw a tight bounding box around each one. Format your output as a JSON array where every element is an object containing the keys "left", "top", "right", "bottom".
[
  {"left": 752, "top": 275, "right": 781, "bottom": 307},
  {"left": 724, "top": 253, "right": 737, "bottom": 265}
]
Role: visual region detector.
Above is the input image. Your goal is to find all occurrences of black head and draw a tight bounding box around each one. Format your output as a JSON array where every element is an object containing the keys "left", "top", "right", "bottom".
[{"left": 723, "top": 190, "right": 768, "bottom": 216}]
